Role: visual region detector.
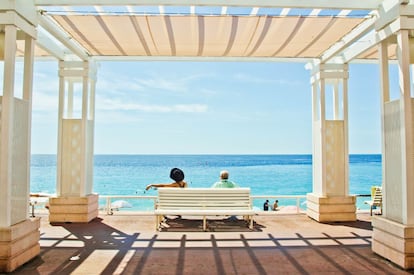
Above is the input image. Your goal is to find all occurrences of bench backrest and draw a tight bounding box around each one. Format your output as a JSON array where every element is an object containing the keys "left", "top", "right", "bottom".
[{"left": 156, "top": 188, "right": 252, "bottom": 210}]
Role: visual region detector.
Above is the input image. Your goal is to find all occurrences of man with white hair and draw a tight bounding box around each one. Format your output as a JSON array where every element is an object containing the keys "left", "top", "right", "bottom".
[{"left": 211, "top": 170, "right": 239, "bottom": 188}]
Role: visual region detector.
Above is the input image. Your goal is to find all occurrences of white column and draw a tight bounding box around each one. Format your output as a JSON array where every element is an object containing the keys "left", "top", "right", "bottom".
[
  {"left": 378, "top": 40, "right": 389, "bottom": 219},
  {"left": 0, "top": 25, "right": 17, "bottom": 227},
  {"left": 307, "top": 63, "right": 355, "bottom": 222},
  {"left": 0, "top": 3, "right": 41, "bottom": 271},
  {"left": 342, "top": 77, "right": 349, "bottom": 195},
  {"left": 50, "top": 61, "right": 98, "bottom": 223},
  {"left": 372, "top": 30, "right": 414, "bottom": 270},
  {"left": 397, "top": 30, "right": 414, "bottom": 225},
  {"left": 22, "top": 33, "right": 35, "bottom": 217}
]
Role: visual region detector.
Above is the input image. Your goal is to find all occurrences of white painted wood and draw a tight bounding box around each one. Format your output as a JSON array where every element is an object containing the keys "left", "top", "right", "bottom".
[
  {"left": 80, "top": 64, "right": 89, "bottom": 197},
  {"left": 397, "top": 30, "right": 414, "bottom": 224},
  {"left": 23, "top": 35, "right": 35, "bottom": 219},
  {"left": 376, "top": 0, "right": 414, "bottom": 31},
  {"left": 0, "top": 25, "right": 17, "bottom": 227},
  {"left": 0, "top": 11, "right": 36, "bottom": 38},
  {"left": 34, "top": 0, "right": 383, "bottom": 10},
  {"left": 67, "top": 80, "right": 73, "bottom": 118},
  {"left": 0, "top": 0, "right": 37, "bottom": 25},
  {"left": 379, "top": 40, "right": 390, "bottom": 217},
  {"left": 56, "top": 61, "right": 96, "bottom": 198},
  {"left": 343, "top": 74, "right": 349, "bottom": 195},
  {"left": 333, "top": 81, "right": 340, "bottom": 120},
  {"left": 310, "top": 64, "right": 349, "bottom": 197},
  {"left": 88, "top": 79, "right": 96, "bottom": 120},
  {"left": 37, "top": 13, "right": 89, "bottom": 61},
  {"left": 56, "top": 61, "right": 65, "bottom": 196},
  {"left": 320, "top": 78, "right": 327, "bottom": 195},
  {"left": 280, "top": 8, "right": 290, "bottom": 16},
  {"left": 321, "top": 16, "right": 376, "bottom": 63},
  {"left": 154, "top": 188, "right": 255, "bottom": 230},
  {"left": 36, "top": 29, "right": 66, "bottom": 60}
]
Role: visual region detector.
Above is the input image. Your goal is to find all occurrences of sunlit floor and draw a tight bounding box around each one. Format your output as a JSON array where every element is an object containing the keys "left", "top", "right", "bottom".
[{"left": 10, "top": 211, "right": 411, "bottom": 274}]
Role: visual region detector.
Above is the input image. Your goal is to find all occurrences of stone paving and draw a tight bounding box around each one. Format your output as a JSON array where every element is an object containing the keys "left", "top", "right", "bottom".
[{"left": 7, "top": 212, "right": 413, "bottom": 275}]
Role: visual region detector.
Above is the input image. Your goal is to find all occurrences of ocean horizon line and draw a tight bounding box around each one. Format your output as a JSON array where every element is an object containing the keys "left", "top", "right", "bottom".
[{"left": 31, "top": 153, "right": 381, "bottom": 156}]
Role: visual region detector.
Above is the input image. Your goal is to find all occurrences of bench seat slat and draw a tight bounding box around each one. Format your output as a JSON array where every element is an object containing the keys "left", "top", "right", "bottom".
[{"left": 155, "top": 209, "right": 255, "bottom": 215}]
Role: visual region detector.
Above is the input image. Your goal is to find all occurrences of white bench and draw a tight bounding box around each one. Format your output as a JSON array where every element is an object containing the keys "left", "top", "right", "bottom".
[{"left": 154, "top": 188, "right": 255, "bottom": 231}]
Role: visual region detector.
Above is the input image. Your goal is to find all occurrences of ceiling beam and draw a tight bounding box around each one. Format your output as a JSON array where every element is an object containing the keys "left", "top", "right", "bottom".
[
  {"left": 36, "top": 27, "right": 66, "bottom": 60},
  {"left": 320, "top": 15, "right": 377, "bottom": 63},
  {"left": 37, "top": 13, "right": 90, "bottom": 60},
  {"left": 91, "top": 55, "right": 315, "bottom": 63},
  {"left": 34, "top": 0, "right": 383, "bottom": 10}
]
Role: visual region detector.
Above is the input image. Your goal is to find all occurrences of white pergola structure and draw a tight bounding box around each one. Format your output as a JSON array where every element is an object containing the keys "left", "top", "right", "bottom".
[{"left": 0, "top": 0, "right": 414, "bottom": 271}]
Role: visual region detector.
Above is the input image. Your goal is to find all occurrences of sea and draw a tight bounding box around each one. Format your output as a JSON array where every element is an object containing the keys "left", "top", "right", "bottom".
[{"left": 30, "top": 154, "right": 382, "bottom": 211}]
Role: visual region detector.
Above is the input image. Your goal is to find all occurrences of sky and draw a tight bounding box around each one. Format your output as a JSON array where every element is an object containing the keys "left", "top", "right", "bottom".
[{"left": 13, "top": 60, "right": 399, "bottom": 155}]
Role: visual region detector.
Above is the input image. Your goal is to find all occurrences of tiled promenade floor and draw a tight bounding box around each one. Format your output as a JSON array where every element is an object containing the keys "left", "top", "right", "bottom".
[{"left": 7, "top": 212, "right": 413, "bottom": 275}]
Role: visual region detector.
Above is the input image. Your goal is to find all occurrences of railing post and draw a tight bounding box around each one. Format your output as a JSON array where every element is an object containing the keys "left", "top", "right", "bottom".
[{"left": 297, "top": 198, "right": 300, "bottom": 213}]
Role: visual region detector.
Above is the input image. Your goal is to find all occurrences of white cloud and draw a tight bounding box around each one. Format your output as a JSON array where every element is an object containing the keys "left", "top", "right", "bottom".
[
  {"left": 97, "top": 97, "right": 207, "bottom": 113},
  {"left": 232, "top": 72, "right": 302, "bottom": 86}
]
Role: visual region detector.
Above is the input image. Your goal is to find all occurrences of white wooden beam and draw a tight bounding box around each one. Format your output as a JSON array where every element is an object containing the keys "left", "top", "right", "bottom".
[
  {"left": 340, "top": 15, "right": 414, "bottom": 63},
  {"left": 309, "top": 9, "right": 321, "bottom": 17},
  {"left": 376, "top": 0, "right": 414, "bottom": 31},
  {"left": 0, "top": 11, "right": 37, "bottom": 38},
  {"left": 321, "top": 15, "right": 377, "bottom": 63},
  {"left": 90, "top": 55, "right": 314, "bottom": 62},
  {"left": 0, "top": 0, "right": 37, "bottom": 26},
  {"left": 159, "top": 5, "right": 165, "bottom": 14},
  {"left": 36, "top": 27, "right": 66, "bottom": 60},
  {"left": 34, "top": 0, "right": 383, "bottom": 10},
  {"left": 337, "top": 10, "right": 351, "bottom": 17},
  {"left": 250, "top": 7, "right": 259, "bottom": 16},
  {"left": 38, "top": 13, "right": 89, "bottom": 60},
  {"left": 280, "top": 8, "right": 290, "bottom": 16}
]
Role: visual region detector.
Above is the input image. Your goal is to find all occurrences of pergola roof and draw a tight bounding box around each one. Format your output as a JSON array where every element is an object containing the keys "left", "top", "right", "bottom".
[{"left": 28, "top": 0, "right": 393, "bottom": 63}]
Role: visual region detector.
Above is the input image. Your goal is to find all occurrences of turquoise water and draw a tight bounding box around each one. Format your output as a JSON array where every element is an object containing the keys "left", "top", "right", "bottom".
[{"left": 30, "top": 154, "right": 382, "bottom": 211}]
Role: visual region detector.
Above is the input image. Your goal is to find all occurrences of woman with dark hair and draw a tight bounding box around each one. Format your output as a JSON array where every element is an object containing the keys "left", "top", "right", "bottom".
[{"left": 145, "top": 168, "right": 187, "bottom": 190}]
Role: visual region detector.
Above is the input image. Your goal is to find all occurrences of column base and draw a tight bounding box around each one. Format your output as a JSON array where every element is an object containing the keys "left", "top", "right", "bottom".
[
  {"left": 306, "top": 193, "right": 356, "bottom": 222},
  {"left": 49, "top": 194, "right": 99, "bottom": 223},
  {"left": 372, "top": 216, "right": 414, "bottom": 269},
  {"left": 0, "top": 218, "right": 41, "bottom": 273}
]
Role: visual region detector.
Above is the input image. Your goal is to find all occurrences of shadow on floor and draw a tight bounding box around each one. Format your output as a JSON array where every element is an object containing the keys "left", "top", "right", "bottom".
[
  {"left": 160, "top": 216, "right": 265, "bottom": 232},
  {"left": 9, "top": 216, "right": 412, "bottom": 275}
]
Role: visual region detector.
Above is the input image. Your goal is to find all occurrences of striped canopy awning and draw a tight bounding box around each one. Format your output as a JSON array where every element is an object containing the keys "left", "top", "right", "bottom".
[
  {"left": 27, "top": 1, "right": 395, "bottom": 62},
  {"left": 47, "top": 14, "right": 364, "bottom": 59}
]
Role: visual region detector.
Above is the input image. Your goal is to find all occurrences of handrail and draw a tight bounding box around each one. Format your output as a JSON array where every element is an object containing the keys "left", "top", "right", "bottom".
[
  {"left": 99, "top": 194, "right": 308, "bottom": 215},
  {"left": 100, "top": 195, "right": 157, "bottom": 215},
  {"left": 30, "top": 193, "right": 372, "bottom": 216}
]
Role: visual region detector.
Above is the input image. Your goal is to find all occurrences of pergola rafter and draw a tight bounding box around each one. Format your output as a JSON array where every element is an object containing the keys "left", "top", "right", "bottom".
[{"left": 34, "top": 0, "right": 383, "bottom": 10}]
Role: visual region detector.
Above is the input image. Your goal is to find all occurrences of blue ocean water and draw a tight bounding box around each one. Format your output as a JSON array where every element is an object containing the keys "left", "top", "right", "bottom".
[{"left": 30, "top": 154, "right": 382, "bottom": 211}]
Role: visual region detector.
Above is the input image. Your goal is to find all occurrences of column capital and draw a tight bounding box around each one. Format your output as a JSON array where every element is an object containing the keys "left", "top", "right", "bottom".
[
  {"left": 58, "top": 60, "right": 97, "bottom": 81},
  {"left": 309, "top": 63, "right": 349, "bottom": 84},
  {"left": 0, "top": 2, "right": 37, "bottom": 38}
]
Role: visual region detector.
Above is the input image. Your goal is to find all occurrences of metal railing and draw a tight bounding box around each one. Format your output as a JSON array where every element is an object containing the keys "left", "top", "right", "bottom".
[
  {"left": 30, "top": 193, "right": 372, "bottom": 216},
  {"left": 100, "top": 195, "right": 157, "bottom": 215},
  {"left": 99, "top": 194, "right": 308, "bottom": 215}
]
